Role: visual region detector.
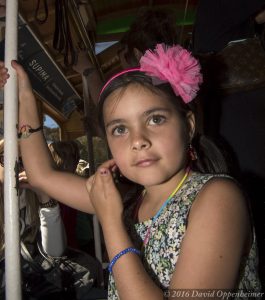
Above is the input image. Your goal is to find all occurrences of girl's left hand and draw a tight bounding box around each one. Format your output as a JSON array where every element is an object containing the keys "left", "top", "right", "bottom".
[{"left": 86, "top": 159, "right": 123, "bottom": 226}]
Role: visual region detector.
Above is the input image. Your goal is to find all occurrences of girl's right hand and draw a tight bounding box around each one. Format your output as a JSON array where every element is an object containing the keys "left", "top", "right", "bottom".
[{"left": 86, "top": 159, "right": 123, "bottom": 226}]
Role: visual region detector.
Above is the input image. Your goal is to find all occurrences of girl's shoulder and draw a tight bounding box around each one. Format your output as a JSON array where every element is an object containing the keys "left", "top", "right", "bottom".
[
  {"left": 186, "top": 171, "right": 242, "bottom": 195},
  {"left": 182, "top": 172, "right": 237, "bottom": 198},
  {"left": 190, "top": 172, "right": 242, "bottom": 195},
  {"left": 188, "top": 172, "right": 248, "bottom": 224}
]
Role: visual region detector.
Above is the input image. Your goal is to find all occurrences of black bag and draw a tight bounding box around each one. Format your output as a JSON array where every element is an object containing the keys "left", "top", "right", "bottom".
[
  {"left": 197, "top": 26, "right": 265, "bottom": 94},
  {"left": 0, "top": 241, "right": 104, "bottom": 300}
]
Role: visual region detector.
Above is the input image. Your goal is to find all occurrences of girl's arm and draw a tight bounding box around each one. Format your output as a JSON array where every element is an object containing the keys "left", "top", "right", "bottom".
[
  {"left": 87, "top": 162, "right": 164, "bottom": 300},
  {"left": 90, "top": 164, "right": 250, "bottom": 299},
  {"left": 169, "top": 178, "right": 250, "bottom": 290},
  {"left": 7, "top": 61, "right": 95, "bottom": 214}
]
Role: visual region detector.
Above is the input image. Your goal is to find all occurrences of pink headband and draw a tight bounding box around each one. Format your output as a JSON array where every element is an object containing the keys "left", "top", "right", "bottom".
[
  {"left": 99, "top": 67, "right": 140, "bottom": 97},
  {"left": 99, "top": 43, "right": 203, "bottom": 103}
]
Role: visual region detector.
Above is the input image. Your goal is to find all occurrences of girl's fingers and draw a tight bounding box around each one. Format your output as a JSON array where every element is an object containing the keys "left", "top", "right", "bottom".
[
  {"left": 98, "top": 167, "right": 119, "bottom": 197},
  {"left": 86, "top": 159, "right": 118, "bottom": 202},
  {"left": 11, "top": 60, "right": 32, "bottom": 90},
  {"left": 98, "top": 158, "right": 116, "bottom": 171},
  {"left": 11, "top": 60, "right": 27, "bottom": 79},
  {"left": 111, "top": 164, "right": 118, "bottom": 173},
  {"left": 91, "top": 165, "right": 117, "bottom": 195},
  {"left": 97, "top": 159, "right": 118, "bottom": 179}
]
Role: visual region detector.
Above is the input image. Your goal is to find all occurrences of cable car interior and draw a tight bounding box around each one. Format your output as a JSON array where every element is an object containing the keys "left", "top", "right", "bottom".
[
  {"left": 0, "top": 1, "right": 199, "bottom": 298},
  {"left": 0, "top": 0, "right": 197, "bottom": 140},
  {"left": 1, "top": 0, "right": 265, "bottom": 299}
]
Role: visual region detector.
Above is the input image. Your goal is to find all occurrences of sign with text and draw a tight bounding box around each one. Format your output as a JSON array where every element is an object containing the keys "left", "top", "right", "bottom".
[{"left": 0, "top": 17, "right": 81, "bottom": 118}]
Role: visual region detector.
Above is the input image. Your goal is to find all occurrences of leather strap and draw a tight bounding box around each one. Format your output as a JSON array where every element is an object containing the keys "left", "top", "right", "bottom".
[
  {"left": 53, "top": 0, "right": 77, "bottom": 67},
  {"left": 35, "top": 0, "right": 49, "bottom": 24}
]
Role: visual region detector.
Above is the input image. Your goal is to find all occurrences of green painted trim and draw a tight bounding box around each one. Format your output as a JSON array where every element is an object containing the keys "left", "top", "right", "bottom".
[{"left": 96, "top": 11, "right": 196, "bottom": 35}]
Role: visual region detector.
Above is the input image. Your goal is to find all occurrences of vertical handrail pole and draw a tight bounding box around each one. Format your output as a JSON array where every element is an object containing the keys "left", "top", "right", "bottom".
[
  {"left": 4, "top": 0, "right": 21, "bottom": 299},
  {"left": 81, "top": 74, "right": 103, "bottom": 264}
]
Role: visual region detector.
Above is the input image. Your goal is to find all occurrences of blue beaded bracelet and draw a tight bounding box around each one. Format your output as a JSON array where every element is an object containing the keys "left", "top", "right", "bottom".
[{"left": 108, "top": 247, "right": 141, "bottom": 273}]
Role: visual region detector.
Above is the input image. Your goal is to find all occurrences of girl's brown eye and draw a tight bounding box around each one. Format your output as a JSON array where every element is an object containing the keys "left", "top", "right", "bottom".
[{"left": 149, "top": 115, "right": 166, "bottom": 125}]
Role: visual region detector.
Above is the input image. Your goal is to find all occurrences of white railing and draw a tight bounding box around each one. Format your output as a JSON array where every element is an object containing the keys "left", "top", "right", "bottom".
[{"left": 4, "top": 0, "right": 21, "bottom": 299}]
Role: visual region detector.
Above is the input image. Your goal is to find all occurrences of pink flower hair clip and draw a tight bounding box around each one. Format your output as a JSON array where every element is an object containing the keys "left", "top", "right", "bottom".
[
  {"left": 99, "top": 43, "right": 203, "bottom": 103},
  {"left": 140, "top": 43, "right": 203, "bottom": 103}
]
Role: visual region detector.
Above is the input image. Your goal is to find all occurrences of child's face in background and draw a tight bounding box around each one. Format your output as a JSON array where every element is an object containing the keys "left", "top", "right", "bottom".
[{"left": 103, "top": 84, "right": 194, "bottom": 187}]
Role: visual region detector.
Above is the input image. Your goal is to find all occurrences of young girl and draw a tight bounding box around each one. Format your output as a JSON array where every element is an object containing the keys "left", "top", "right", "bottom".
[{"left": 0, "top": 44, "right": 261, "bottom": 299}]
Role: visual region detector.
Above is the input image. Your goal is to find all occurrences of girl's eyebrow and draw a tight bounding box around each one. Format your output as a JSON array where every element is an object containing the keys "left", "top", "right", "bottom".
[
  {"left": 105, "top": 118, "right": 125, "bottom": 129},
  {"left": 143, "top": 107, "right": 171, "bottom": 116},
  {"left": 105, "top": 107, "right": 171, "bottom": 129}
]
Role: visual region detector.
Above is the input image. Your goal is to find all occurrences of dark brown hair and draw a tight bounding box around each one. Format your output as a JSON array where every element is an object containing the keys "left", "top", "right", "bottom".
[
  {"left": 120, "top": 8, "right": 178, "bottom": 66},
  {"left": 98, "top": 71, "right": 229, "bottom": 175},
  {"left": 48, "top": 141, "right": 80, "bottom": 173}
]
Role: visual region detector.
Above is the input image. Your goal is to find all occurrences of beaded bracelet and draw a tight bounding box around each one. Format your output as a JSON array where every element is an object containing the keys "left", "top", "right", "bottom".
[
  {"left": 108, "top": 247, "right": 141, "bottom": 273},
  {"left": 18, "top": 124, "right": 43, "bottom": 139}
]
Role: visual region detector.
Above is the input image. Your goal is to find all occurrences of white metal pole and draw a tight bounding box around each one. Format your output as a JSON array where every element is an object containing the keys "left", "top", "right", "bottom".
[
  {"left": 93, "top": 214, "right": 103, "bottom": 263},
  {"left": 4, "top": 0, "right": 21, "bottom": 299}
]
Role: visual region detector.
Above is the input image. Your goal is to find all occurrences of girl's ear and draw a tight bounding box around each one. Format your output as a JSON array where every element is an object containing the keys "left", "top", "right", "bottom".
[{"left": 186, "top": 111, "right": 196, "bottom": 141}]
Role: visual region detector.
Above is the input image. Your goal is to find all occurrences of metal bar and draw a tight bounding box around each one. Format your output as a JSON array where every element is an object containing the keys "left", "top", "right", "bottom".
[
  {"left": 4, "top": 0, "right": 21, "bottom": 299},
  {"left": 82, "top": 83, "right": 103, "bottom": 263},
  {"left": 70, "top": 0, "right": 104, "bottom": 265},
  {"left": 93, "top": 215, "right": 103, "bottom": 263},
  {"left": 84, "top": 125, "right": 103, "bottom": 263}
]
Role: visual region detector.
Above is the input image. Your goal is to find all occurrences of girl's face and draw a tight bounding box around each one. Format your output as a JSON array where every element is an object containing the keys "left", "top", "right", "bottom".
[{"left": 103, "top": 84, "right": 194, "bottom": 187}]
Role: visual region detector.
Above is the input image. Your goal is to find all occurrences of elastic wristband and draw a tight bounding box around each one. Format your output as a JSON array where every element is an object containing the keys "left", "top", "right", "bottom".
[{"left": 108, "top": 247, "right": 141, "bottom": 273}]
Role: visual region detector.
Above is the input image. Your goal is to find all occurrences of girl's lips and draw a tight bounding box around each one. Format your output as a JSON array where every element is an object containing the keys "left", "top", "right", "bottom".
[{"left": 134, "top": 158, "right": 158, "bottom": 167}]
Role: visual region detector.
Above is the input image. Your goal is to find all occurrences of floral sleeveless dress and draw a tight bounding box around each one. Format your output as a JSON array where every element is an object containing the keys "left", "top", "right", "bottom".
[{"left": 107, "top": 172, "right": 261, "bottom": 299}]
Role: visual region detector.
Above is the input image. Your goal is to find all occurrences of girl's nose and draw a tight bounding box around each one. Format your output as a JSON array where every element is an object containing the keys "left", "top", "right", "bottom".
[{"left": 131, "top": 131, "right": 151, "bottom": 151}]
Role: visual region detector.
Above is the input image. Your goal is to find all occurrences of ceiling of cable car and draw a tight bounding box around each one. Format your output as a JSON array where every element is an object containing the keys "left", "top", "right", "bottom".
[{"left": 17, "top": 0, "right": 198, "bottom": 97}]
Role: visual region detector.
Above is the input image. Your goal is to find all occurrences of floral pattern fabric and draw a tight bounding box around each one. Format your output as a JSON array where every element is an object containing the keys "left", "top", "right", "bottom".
[{"left": 108, "top": 172, "right": 261, "bottom": 299}]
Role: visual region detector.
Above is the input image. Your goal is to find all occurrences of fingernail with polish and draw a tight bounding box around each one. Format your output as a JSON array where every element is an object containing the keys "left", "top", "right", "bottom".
[{"left": 100, "top": 168, "right": 109, "bottom": 175}]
